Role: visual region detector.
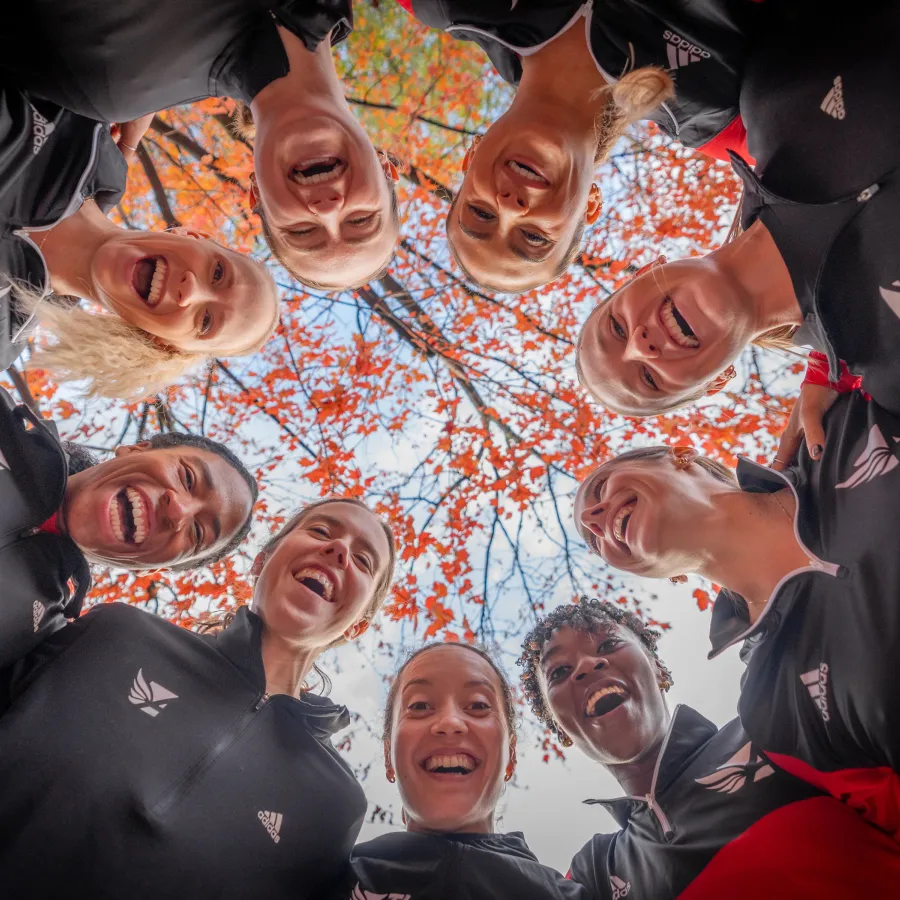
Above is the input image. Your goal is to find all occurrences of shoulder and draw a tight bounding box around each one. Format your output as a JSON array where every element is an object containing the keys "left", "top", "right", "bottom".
[{"left": 569, "top": 831, "right": 617, "bottom": 894}]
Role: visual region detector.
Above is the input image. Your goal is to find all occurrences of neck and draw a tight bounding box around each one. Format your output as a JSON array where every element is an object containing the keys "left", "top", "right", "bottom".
[
  {"left": 259, "top": 625, "right": 319, "bottom": 698},
  {"left": 717, "top": 220, "right": 803, "bottom": 337},
  {"left": 694, "top": 489, "right": 810, "bottom": 623},
  {"left": 251, "top": 27, "right": 346, "bottom": 121},
  {"left": 38, "top": 199, "right": 119, "bottom": 301},
  {"left": 607, "top": 729, "right": 667, "bottom": 798},
  {"left": 406, "top": 813, "right": 495, "bottom": 837}
]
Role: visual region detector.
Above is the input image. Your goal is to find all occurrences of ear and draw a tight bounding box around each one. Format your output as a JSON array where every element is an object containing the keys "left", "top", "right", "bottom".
[
  {"left": 377, "top": 151, "right": 400, "bottom": 184},
  {"left": 585, "top": 183, "right": 602, "bottom": 225},
  {"left": 249, "top": 551, "right": 267, "bottom": 578},
  {"left": 705, "top": 365, "right": 737, "bottom": 396},
  {"left": 343, "top": 618, "right": 370, "bottom": 643},
  {"left": 113, "top": 441, "right": 152, "bottom": 457},
  {"left": 383, "top": 741, "right": 393, "bottom": 780},
  {"left": 505, "top": 740, "right": 518, "bottom": 782},
  {"left": 165, "top": 225, "right": 211, "bottom": 241},
  {"left": 461, "top": 135, "right": 482, "bottom": 174},
  {"left": 669, "top": 446, "right": 698, "bottom": 469}
]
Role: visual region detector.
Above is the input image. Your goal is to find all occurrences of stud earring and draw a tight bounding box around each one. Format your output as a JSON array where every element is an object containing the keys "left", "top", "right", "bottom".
[
  {"left": 669, "top": 575, "right": 688, "bottom": 584},
  {"left": 558, "top": 730, "right": 574, "bottom": 748}
]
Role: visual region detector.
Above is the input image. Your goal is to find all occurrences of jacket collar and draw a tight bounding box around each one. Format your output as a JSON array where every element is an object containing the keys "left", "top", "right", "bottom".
[
  {"left": 584, "top": 705, "right": 718, "bottom": 828},
  {"left": 214, "top": 606, "right": 352, "bottom": 739}
]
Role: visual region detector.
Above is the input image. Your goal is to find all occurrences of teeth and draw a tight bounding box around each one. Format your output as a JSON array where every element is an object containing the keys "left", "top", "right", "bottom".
[
  {"left": 109, "top": 494, "right": 125, "bottom": 543},
  {"left": 126, "top": 487, "right": 147, "bottom": 545},
  {"left": 424, "top": 754, "right": 477, "bottom": 772},
  {"left": 613, "top": 501, "right": 636, "bottom": 544},
  {"left": 291, "top": 158, "right": 347, "bottom": 186},
  {"left": 506, "top": 160, "right": 547, "bottom": 183},
  {"left": 296, "top": 568, "right": 334, "bottom": 601},
  {"left": 661, "top": 297, "right": 699, "bottom": 349},
  {"left": 147, "top": 258, "right": 167, "bottom": 306},
  {"left": 586, "top": 685, "right": 626, "bottom": 716}
]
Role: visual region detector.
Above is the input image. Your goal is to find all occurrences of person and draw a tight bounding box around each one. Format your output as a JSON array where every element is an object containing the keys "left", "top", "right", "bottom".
[
  {"left": 0, "top": 87, "right": 279, "bottom": 399},
  {"left": 1, "top": 2, "right": 400, "bottom": 291},
  {"left": 396, "top": 0, "right": 769, "bottom": 294},
  {"left": 331, "top": 642, "right": 586, "bottom": 899},
  {"left": 573, "top": 392, "right": 900, "bottom": 839},
  {"left": 0, "top": 496, "right": 397, "bottom": 898},
  {"left": 576, "top": 3, "right": 900, "bottom": 417},
  {"left": 518, "top": 597, "right": 900, "bottom": 899},
  {"left": 0, "top": 383, "right": 258, "bottom": 667}
]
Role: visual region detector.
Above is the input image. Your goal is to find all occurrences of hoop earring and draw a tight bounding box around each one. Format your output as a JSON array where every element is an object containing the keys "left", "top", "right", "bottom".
[
  {"left": 633, "top": 255, "right": 667, "bottom": 279},
  {"left": 669, "top": 575, "right": 688, "bottom": 584},
  {"left": 659, "top": 678, "right": 672, "bottom": 692},
  {"left": 558, "top": 730, "right": 574, "bottom": 748},
  {"left": 386, "top": 769, "right": 396, "bottom": 784}
]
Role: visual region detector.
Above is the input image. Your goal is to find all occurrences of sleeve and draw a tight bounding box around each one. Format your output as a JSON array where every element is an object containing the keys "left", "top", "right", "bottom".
[
  {"left": 802, "top": 351, "right": 865, "bottom": 394},
  {"left": 696, "top": 115, "right": 755, "bottom": 164},
  {"left": 271, "top": 0, "right": 354, "bottom": 49},
  {"left": 568, "top": 836, "right": 611, "bottom": 900}
]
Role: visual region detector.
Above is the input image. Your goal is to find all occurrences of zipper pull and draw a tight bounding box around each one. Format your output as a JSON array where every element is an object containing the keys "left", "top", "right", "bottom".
[
  {"left": 255, "top": 693, "right": 269, "bottom": 711},
  {"left": 857, "top": 183, "right": 879, "bottom": 202}
]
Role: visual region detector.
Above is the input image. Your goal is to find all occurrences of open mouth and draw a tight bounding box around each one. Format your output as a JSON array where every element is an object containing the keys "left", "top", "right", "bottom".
[
  {"left": 612, "top": 499, "right": 636, "bottom": 548},
  {"left": 109, "top": 486, "right": 148, "bottom": 545},
  {"left": 422, "top": 753, "right": 480, "bottom": 775},
  {"left": 505, "top": 159, "right": 549, "bottom": 185},
  {"left": 584, "top": 685, "right": 628, "bottom": 718},
  {"left": 132, "top": 257, "right": 167, "bottom": 308},
  {"left": 294, "top": 567, "right": 335, "bottom": 602},
  {"left": 660, "top": 296, "right": 699, "bottom": 349},
  {"left": 290, "top": 157, "right": 347, "bottom": 186}
]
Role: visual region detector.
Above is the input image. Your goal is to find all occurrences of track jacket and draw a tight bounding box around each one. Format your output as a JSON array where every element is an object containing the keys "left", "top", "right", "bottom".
[
  {"left": 0, "top": 602, "right": 366, "bottom": 899},
  {"left": 0, "top": 0, "right": 353, "bottom": 123},
  {"left": 397, "top": 0, "right": 767, "bottom": 160},
  {"left": 736, "top": 1, "right": 900, "bottom": 413},
  {"left": 0, "top": 385, "right": 89, "bottom": 669},
  {"left": 335, "top": 830, "right": 586, "bottom": 900},
  {"left": 565, "top": 705, "right": 884, "bottom": 899},
  {"left": 0, "top": 86, "right": 125, "bottom": 371},
  {"left": 708, "top": 390, "right": 900, "bottom": 840}
]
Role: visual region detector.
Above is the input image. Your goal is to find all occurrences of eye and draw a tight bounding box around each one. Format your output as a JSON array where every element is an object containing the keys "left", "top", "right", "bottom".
[
  {"left": 407, "top": 701, "right": 430, "bottom": 712},
  {"left": 598, "top": 638, "right": 622, "bottom": 654},
  {"left": 609, "top": 313, "right": 626, "bottom": 341},
  {"left": 468, "top": 204, "right": 495, "bottom": 222},
  {"left": 193, "top": 521, "right": 203, "bottom": 549},
  {"left": 520, "top": 229, "right": 550, "bottom": 247},
  {"left": 212, "top": 260, "right": 226, "bottom": 284},
  {"left": 355, "top": 553, "right": 374, "bottom": 574},
  {"left": 290, "top": 225, "right": 317, "bottom": 237},
  {"left": 547, "top": 664, "right": 571, "bottom": 683},
  {"left": 182, "top": 465, "right": 195, "bottom": 491},
  {"left": 309, "top": 525, "right": 329, "bottom": 538},
  {"left": 641, "top": 366, "right": 659, "bottom": 390},
  {"left": 347, "top": 212, "right": 376, "bottom": 227},
  {"left": 469, "top": 700, "right": 491, "bottom": 712},
  {"left": 198, "top": 310, "right": 212, "bottom": 337}
]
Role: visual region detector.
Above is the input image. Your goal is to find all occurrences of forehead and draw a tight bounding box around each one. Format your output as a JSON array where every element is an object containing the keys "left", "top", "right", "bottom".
[
  {"left": 541, "top": 622, "right": 617, "bottom": 660},
  {"left": 400, "top": 645, "right": 502, "bottom": 692}
]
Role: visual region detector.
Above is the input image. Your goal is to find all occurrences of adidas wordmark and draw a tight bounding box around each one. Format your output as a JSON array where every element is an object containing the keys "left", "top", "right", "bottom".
[
  {"left": 800, "top": 664, "right": 830, "bottom": 722},
  {"left": 610, "top": 874, "right": 632, "bottom": 900},
  {"left": 258, "top": 810, "right": 283, "bottom": 844},
  {"left": 663, "top": 29, "right": 711, "bottom": 68},
  {"left": 32, "top": 600, "right": 45, "bottom": 633}
]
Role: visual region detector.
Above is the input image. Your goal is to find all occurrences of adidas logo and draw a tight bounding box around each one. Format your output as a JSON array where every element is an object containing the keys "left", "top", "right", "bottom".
[
  {"left": 880, "top": 280, "right": 900, "bottom": 320},
  {"left": 800, "top": 663, "right": 830, "bottom": 722},
  {"left": 30, "top": 106, "right": 55, "bottom": 155},
  {"left": 258, "top": 810, "right": 283, "bottom": 844},
  {"left": 350, "top": 885, "right": 411, "bottom": 900},
  {"left": 663, "top": 29, "right": 711, "bottom": 68},
  {"left": 835, "top": 424, "right": 900, "bottom": 489},
  {"left": 821, "top": 76, "right": 846, "bottom": 120},
  {"left": 32, "top": 600, "right": 45, "bottom": 633},
  {"left": 128, "top": 668, "right": 178, "bottom": 717},
  {"left": 610, "top": 874, "right": 632, "bottom": 900},
  {"left": 695, "top": 741, "right": 774, "bottom": 794}
]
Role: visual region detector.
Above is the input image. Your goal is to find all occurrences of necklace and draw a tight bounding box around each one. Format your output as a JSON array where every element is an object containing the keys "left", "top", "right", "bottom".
[{"left": 772, "top": 490, "right": 794, "bottom": 526}]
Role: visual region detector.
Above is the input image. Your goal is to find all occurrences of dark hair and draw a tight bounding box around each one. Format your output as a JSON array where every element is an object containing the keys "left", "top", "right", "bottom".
[
  {"left": 382, "top": 642, "right": 518, "bottom": 747},
  {"left": 517, "top": 597, "right": 673, "bottom": 739}
]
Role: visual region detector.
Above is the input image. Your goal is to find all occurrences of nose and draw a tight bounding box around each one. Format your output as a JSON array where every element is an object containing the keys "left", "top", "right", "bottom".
[
  {"left": 496, "top": 187, "right": 528, "bottom": 214},
  {"left": 579, "top": 501, "right": 606, "bottom": 538},
  {"left": 162, "top": 489, "right": 201, "bottom": 530},
  {"left": 432, "top": 703, "right": 468, "bottom": 736},
  {"left": 623, "top": 324, "right": 661, "bottom": 362},
  {"left": 573, "top": 653, "right": 607, "bottom": 682},
  {"left": 307, "top": 189, "right": 344, "bottom": 218},
  {"left": 321, "top": 538, "right": 351, "bottom": 569},
  {"left": 176, "top": 270, "right": 201, "bottom": 308}
]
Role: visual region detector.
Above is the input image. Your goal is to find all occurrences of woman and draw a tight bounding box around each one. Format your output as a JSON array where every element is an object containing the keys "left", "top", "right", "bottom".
[
  {"left": 573, "top": 389, "right": 900, "bottom": 839},
  {"left": 1, "top": 87, "right": 279, "bottom": 398},
  {"left": 334, "top": 641, "right": 586, "bottom": 899},
  {"left": 0, "top": 496, "right": 396, "bottom": 898},
  {"left": 1, "top": 2, "right": 400, "bottom": 291},
  {"left": 397, "top": 0, "right": 766, "bottom": 294},
  {"left": 519, "top": 597, "right": 900, "bottom": 899},
  {"left": 0, "top": 383, "right": 258, "bottom": 667},
  {"left": 577, "top": 4, "right": 900, "bottom": 417}
]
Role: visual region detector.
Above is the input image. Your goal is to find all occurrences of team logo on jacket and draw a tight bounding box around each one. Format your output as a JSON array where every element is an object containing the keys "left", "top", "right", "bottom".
[
  {"left": 32, "top": 600, "right": 45, "bottom": 633},
  {"left": 880, "top": 280, "right": 900, "bottom": 320},
  {"left": 820, "top": 76, "right": 846, "bottom": 120},
  {"left": 835, "top": 424, "right": 900, "bottom": 489},
  {"left": 257, "top": 810, "right": 283, "bottom": 844},
  {"left": 800, "top": 664, "right": 830, "bottom": 722},
  {"left": 610, "top": 874, "right": 631, "bottom": 900},
  {"left": 694, "top": 742, "right": 775, "bottom": 794},
  {"left": 663, "top": 30, "right": 710, "bottom": 68},
  {"left": 128, "top": 668, "right": 178, "bottom": 717},
  {"left": 350, "top": 886, "right": 411, "bottom": 900},
  {"left": 30, "top": 106, "right": 56, "bottom": 155}
]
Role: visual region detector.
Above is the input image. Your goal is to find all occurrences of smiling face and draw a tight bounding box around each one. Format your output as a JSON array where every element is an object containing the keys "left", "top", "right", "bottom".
[
  {"left": 573, "top": 451, "right": 728, "bottom": 578},
  {"left": 251, "top": 502, "right": 392, "bottom": 648},
  {"left": 448, "top": 108, "right": 599, "bottom": 292},
  {"left": 387, "top": 645, "right": 515, "bottom": 835},
  {"left": 61, "top": 443, "right": 254, "bottom": 569},
  {"left": 577, "top": 258, "right": 756, "bottom": 415},
  {"left": 91, "top": 228, "right": 277, "bottom": 356},
  {"left": 537, "top": 624, "right": 669, "bottom": 766}
]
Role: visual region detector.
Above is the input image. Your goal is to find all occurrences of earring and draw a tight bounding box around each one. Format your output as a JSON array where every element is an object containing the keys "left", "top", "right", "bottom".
[
  {"left": 462, "top": 135, "right": 482, "bottom": 173},
  {"left": 586, "top": 183, "right": 603, "bottom": 224},
  {"left": 633, "top": 255, "right": 667, "bottom": 279},
  {"left": 669, "top": 575, "right": 688, "bottom": 584},
  {"left": 674, "top": 456, "right": 691, "bottom": 471},
  {"left": 659, "top": 678, "right": 672, "bottom": 691},
  {"left": 504, "top": 771, "right": 513, "bottom": 783},
  {"left": 386, "top": 769, "right": 396, "bottom": 784},
  {"left": 558, "top": 730, "right": 574, "bottom": 748}
]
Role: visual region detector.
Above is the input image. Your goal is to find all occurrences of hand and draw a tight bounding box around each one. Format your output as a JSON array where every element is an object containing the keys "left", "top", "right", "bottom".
[
  {"left": 111, "top": 114, "right": 154, "bottom": 162},
  {"left": 772, "top": 383, "right": 838, "bottom": 471}
]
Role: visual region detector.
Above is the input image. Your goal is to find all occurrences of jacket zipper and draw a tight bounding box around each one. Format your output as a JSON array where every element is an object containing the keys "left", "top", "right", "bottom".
[
  {"left": 151, "top": 691, "right": 269, "bottom": 818},
  {"left": 625, "top": 706, "right": 679, "bottom": 837}
]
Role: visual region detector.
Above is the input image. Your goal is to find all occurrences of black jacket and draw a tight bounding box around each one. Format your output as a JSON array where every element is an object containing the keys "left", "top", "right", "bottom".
[
  {"left": 569, "top": 705, "right": 823, "bottom": 899},
  {"left": 0, "top": 0, "right": 353, "bottom": 123},
  {"left": 336, "top": 830, "right": 586, "bottom": 900},
  {"left": 736, "top": 2, "right": 900, "bottom": 412},
  {"left": 0, "top": 602, "right": 367, "bottom": 899},
  {"left": 0, "top": 385, "right": 89, "bottom": 669},
  {"left": 404, "top": 0, "right": 767, "bottom": 156},
  {"left": 0, "top": 87, "right": 126, "bottom": 371},
  {"left": 708, "top": 391, "right": 900, "bottom": 840}
]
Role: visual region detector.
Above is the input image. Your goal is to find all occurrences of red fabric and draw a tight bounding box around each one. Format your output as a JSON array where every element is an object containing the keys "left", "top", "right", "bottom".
[
  {"left": 38, "top": 512, "right": 61, "bottom": 535},
  {"left": 765, "top": 752, "right": 900, "bottom": 841},
  {"left": 679, "top": 796, "right": 900, "bottom": 899},
  {"left": 696, "top": 116, "right": 755, "bottom": 164},
  {"left": 803, "top": 350, "right": 866, "bottom": 394},
  {"left": 393, "top": 0, "right": 414, "bottom": 11}
]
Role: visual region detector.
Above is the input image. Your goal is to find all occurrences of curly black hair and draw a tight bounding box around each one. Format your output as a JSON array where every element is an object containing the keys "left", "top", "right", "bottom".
[{"left": 517, "top": 597, "right": 673, "bottom": 739}]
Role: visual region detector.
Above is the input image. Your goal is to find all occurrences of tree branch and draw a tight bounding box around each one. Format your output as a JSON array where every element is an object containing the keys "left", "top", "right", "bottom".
[{"left": 136, "top": 143, "right": 180, "bottom": 228}]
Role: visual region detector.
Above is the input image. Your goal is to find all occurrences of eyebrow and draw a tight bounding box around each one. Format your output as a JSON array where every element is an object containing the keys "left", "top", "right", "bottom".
[
  {"left": 466, "top": 678, "right": 498, "bottom": 693},
  {"left": 312, "top": 513, "right": 383, "bottom": 568},
  {"left": 197, "top": 457, "right": 222, "bottom": 544},
  {"left": 540, "top": 644, "right": 561, "bottom": 666}
]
